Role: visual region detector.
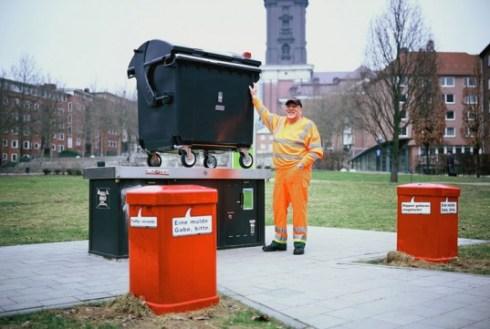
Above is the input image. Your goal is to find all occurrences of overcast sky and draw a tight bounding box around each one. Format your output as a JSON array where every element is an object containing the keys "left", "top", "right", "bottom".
[{"left": 1, "top": 0, "right": 489, "bottom": 93}]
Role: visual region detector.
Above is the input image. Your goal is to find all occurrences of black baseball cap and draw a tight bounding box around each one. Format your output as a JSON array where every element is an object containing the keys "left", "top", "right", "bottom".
[{"left": 285, "top": 99, "right": 302, "bottom": 107}]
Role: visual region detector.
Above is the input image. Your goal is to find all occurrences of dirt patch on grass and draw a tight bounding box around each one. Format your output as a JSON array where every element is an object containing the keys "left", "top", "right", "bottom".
[
  {"left": 1, "top": 294, "right": 286, "bottom": 329},
  {"left": 372, "top": 244, "right": 490, "bottom": 275}
]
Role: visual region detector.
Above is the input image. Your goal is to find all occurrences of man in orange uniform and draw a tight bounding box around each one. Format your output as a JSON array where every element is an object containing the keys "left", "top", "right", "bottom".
[{"left": 249, "top": 85, "right": 323, "bottom": 255}]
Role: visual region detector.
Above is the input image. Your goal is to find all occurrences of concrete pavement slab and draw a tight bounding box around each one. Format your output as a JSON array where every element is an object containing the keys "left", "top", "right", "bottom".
[{"left": 0, "top": 226, "right": 488, "bottom": 329}]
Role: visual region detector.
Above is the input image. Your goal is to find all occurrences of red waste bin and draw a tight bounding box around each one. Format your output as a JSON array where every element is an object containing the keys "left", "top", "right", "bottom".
[
  {"left": 126, "top": 185, "right": 219, "bottom": 314},
  {"left": 397, "top": 183, "right": 460, "bottom": 263}
]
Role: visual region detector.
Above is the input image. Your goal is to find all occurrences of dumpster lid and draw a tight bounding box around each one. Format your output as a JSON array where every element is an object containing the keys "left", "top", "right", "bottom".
[
  {"left": 126, "top": 185, "right": 218, "bottom": 205},
  {"left": 397, "top": 183, "right": 460, "bottom": 197}
]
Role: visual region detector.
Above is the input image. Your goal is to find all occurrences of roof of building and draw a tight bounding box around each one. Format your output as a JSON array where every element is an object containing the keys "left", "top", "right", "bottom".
[
  {"left": 479, "top": 43, "right": 490, "bottom": 58},
  {"left": 437, "top": 52, "right": 479, "bottom": 75}
]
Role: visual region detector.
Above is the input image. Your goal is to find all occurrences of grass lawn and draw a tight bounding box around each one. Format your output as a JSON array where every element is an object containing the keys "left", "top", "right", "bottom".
[
  {"left": 1, "top": 171, "right": 489, "bottom": 245},
  {"left": 0, "top": 294, "right": 285, "bottom": 329},
  {"left": 0, "top": 176, "right": 88, "bottom": 246},
  {"left": 266, "top": 171, "right": 490, "bottom": 240}
]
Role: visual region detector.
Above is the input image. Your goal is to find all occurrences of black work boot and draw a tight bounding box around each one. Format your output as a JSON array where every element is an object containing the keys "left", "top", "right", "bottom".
[
  {"left": 262, "top": 241, "right": 287, "bottom": 252},
  {"left": 293, "top": 242, "right": 305, "bottom": 255}
]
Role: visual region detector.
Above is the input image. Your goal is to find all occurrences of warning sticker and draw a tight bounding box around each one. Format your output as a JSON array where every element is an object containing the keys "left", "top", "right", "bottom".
[
  {"left": 172, "top": 208, "right": 212, "bottom": 237},
  {"left": 401, "top": 197, "right": 431, "bottom": 215},
  {"left": 130, "top": 208, "right": 157, "bottom": 228},
  {"left": 441, "top": 200, "right": 457, "bottom": 214}
]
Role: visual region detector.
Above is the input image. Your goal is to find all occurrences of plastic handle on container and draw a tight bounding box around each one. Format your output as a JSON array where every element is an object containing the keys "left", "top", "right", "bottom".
[{"left": 143, "top": 56, "right": 174, "bottom": 107}]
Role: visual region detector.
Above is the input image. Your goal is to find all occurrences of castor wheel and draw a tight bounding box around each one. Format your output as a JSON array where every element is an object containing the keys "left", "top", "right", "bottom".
[
  {"left": 204, "top": 154, "right": 218, "bottom": 168},
  {"left": 180, "top": 149, "right": 197, "bottom": 167},
  {"left": 147, "top": 152, "right": 162, "bottom": 167},
  {"left": 239, "top": 152, "right": 254, "bottom": 169}
]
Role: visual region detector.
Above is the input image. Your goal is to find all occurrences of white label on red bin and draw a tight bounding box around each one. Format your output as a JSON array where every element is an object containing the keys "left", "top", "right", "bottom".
[
  {"left": 172, "top": 208, "right": 212, "bottom": 237},
  {"left": 401, "top": 197, "right": 431, "bottom": 215},
  {"left": 441, "top": 199, "right": 457, "bottom": 214},
  {"left": 130, "top": 208, "right": 157, "bottom": 228}
]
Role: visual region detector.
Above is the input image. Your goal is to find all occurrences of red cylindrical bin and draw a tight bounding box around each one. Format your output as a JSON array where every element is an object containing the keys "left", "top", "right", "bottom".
[
  {"left": 397, "top": 183, "right": 461, "bottom": 263},
  {"left": 126, "top": 185, "right": 219, "bottom": 314}
]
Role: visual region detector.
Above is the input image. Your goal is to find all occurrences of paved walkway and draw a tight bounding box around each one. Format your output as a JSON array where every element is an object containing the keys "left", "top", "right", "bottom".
[{"left": 1, "top": 227, "right": 489, "bottom": 329}]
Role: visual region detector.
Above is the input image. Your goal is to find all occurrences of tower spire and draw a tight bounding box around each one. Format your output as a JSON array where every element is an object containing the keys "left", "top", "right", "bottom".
[{"left": 264, "top": 0, "right": 309, "bottom": 65}]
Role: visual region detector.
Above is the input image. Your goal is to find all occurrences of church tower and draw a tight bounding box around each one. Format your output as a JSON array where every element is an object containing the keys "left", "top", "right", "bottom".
[
  {"left": 264, "top": 0, "right": 308, "bottom": 65},
  {"left": 260, "top": 0, "right": 313, "bottom": 114}
]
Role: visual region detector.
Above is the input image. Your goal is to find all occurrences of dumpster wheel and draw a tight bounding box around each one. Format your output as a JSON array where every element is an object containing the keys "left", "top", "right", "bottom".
[
  {"left": 147, "top": 152, "right": 162, "bottom": 167},
  {"left": 239, "top": 152, "right": 254, "bottom": 169},
  {"left": 179, "top": 149, "right": 197, "bottom": 167},
  {"left": 204, "top": 154, "right": 218, "bottom": 168}
]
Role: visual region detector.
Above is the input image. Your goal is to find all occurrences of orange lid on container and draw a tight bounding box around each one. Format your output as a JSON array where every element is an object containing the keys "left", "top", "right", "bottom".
[
  {"left": 397, "top": 183, "right": 460, "bottom": 197},
  {"left": 126, "top": 185, "right": 218, "bottom": 205}
]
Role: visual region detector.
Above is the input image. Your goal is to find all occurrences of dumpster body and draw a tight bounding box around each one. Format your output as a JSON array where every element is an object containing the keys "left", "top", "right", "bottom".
[
  {"left": 397, "top": 183, "right": 460, "bottom": 262},
  {"left": 127, "top": 39, "right": 261, "bottom": 168},
  {"left": 84, "top": 166, "right": 270, "bottom": 258},
  {"left": 126, "top": 185, "right": 218, "bottom": 314}
]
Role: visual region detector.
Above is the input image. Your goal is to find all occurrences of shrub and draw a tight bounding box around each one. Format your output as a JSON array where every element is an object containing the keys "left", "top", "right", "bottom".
[
  {"left": 42, "top": 168, "right": 51, "bottom": 175},
  {"left": 59, "top": 149, "right": 81, "bottom": 158}
]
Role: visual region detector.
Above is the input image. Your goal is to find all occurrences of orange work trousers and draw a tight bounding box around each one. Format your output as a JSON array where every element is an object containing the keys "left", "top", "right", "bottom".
[{"left": 273, "top": 166, "right": 312, "bottom": 245}]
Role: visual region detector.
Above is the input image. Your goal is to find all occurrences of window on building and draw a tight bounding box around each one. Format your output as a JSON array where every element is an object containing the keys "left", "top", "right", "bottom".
[
  {"left": 11, "top": 153, "right": 18, "bottom": 162},
  {"left": 11, "top": 140, "right": 18, "bottom": 149},
  {"left": 464, "top": 77, "right": 477, "bottom": 87},
  {"left": 2, "top": 153, "right": 7, "bottom": 161},
  {"left": 59, "top": 133, "right": 64, "bottom": 141},
  {"left": 76, "top": 138, "right": 81, "bottom": 146},
  {"left": 464, "top": 95, "right": 478, "bottom": 104},
  {"left": 488, "top": 79, "right": 490, "bottom": 90},
  {"left": 443, "top": 94, "right": 455, "bottom": 104},
  {"left": 34, "top": 143, "right": 40, "bottom": 149},
  {"left": 260, "top": 135, "right": 265, "bottom": 141},
  {"left": 68, "top": 102, "right": 73, "bottom": 112},
  {"left": 445, "top": 111, "right": 455, "bottom": 120},
  {"left": 467, "top": 112, "right": 476, "bottom": 120},
  {"left": 260, "top": 144, "right": 266, "bottom": 150},
  {"left": 400, "top": 110, "right": 407, "bottom": 120},
  {"left": 2, "top": 139, "right": 8, "bottom": 147},
  {"left": 281, "top": 43, "right": 291, "bottom": 60},
  {"left": 23, "top": 141, "right": 30, "bottom": 149},
  {"left": 34, "top": 103, "right": 39, "bottom": 110},
  {"left": 67, "top": 115, "right": 72, "bottom": 124},
  {"left": 440, "top": 76, "right": 455, "bottom": 87},
  {"left": 2, "top": 98, "right": 8, "bottom": 105},
  {"left": 57, "top": 144, "right": 64, "bottom": 152},
  {"left": 399, "top": 94, "right": 407, "bottom": 103},
  {"left": 488, "top": 55, "right": 490, "bottom": 67},
  {"left": 51, "top": 144, "right": 56, "bottom": 151},
  {"left": 399, "top": 126, "right": 408, "bottom": 137},
  {"left": 23, "top": 114, "right": 31, "bottom": 122},
  {"left": 444, "top": 127, "right": 455, "bottom": 137}
]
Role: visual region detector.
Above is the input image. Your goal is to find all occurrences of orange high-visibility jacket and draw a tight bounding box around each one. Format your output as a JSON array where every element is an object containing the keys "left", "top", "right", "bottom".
[{"left": 253, "top": 98, "right": 324, "bottom": 169}]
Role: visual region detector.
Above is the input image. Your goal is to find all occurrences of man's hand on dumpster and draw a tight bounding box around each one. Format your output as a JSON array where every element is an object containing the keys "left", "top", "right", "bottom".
[
  {"left": 249, "top": 84, "right": 257, "bottom": 97},
  {"left": 249, "top": 84, "right": 260, "bottom": 109}
]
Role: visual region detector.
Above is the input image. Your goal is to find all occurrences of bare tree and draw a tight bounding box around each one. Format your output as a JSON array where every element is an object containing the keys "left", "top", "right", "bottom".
[
  {"left": 461, "top": 61, "right": 486, "bottom": 178},
  {"left": 410, "top": 41, "right": 446, "bottom": 173},
  {"left": 36, "top": 85, "right": 63, "bottom": 158},
  {"left": 8, "top": 56, "right": 41, "bottom": 160},
  {"left": 361, "top": 0, "right": 431, "bottom": 182}
]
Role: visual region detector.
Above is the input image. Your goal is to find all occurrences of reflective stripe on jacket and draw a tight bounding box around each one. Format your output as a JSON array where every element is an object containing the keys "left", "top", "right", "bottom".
[{"left": 253, "top": 98, "right": 324, "bottom": 169}]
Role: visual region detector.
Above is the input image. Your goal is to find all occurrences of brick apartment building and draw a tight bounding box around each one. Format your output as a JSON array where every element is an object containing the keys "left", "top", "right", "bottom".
[
  {"left": 0, "top": 78, "right": 137, "bottom": 166},
  {"left": 351, "top": 49, "right": 489, "bottom": 172},
  {"left": 480, "top": 44, "right": 490, "bottom": 154}
]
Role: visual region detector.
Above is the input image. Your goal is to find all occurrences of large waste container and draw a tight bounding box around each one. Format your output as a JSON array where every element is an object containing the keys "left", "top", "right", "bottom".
[
  {"left": 126, "top": 185, "right": 219, "bottom": 314},
  {"left": 397, "top": 183, "right": 461, "bottom": 262},
  {"left": 127, "top": 39, "right": 261, "bottom": 169}
]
